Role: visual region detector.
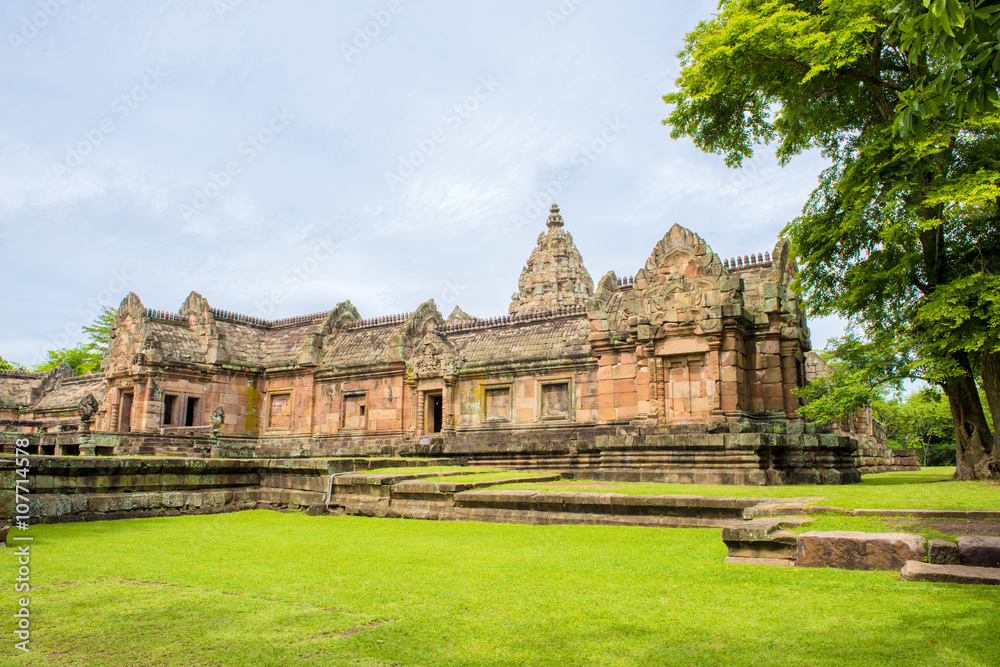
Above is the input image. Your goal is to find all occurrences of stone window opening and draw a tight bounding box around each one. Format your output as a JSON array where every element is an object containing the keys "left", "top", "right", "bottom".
[
  {"left": 540, "top": 381, "right": 571, "bottom": 420},
  {"left": 184, "top": 396, "right": 201, "bottom": 427},
  {"left": 343, "top": 393, "right": 367, "bottom": 430},
  {"left": 268, "top": 392, "right": 291, "bottom": 430},
  {"left": 483, "top": 385, "right": 512, "bottom": 422},
  {"left": 162, "top": 394, "right": 177, "bottom": 426}
]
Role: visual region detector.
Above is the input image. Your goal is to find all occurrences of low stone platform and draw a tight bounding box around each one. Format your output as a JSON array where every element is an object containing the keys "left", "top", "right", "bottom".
[
  {"left": 327, "top": 470, "right": 823, "bottom": 529},
  {"left": 901, "top": 561, "right": 1000, "bottom": 585}
]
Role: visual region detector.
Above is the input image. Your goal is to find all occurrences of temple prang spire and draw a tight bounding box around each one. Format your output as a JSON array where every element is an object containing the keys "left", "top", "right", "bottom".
[{"left": 508, "top": 203, "right": 593, "bottom": 316}]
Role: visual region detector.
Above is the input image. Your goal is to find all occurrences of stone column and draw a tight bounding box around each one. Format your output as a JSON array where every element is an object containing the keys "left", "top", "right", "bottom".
[
  {"left": 707, "top": 337, "right": 724, "bottom": 421},
  {"left": 658, "top": 357, "right": 669, "bottom": 421},
  {"left": 443, "top": 375, "right": 456, "bottom": 433},
  {"left": 648, "top": 346, "right": 660, "bottom": 421},
  {"left": 405, "top": 378, "right": 417, "bottom": 436},
  {"left": 415, "top": 388, "right": 425, "bottom": 436},
  {"left": 141, "top": 375, "right": 159, "bottom": 432},
  {"left": 109, "top": 388, "right": 120, "bottom": 433},
  {"left": 780, "top": 340, "right": 800, "bottom": 418}
]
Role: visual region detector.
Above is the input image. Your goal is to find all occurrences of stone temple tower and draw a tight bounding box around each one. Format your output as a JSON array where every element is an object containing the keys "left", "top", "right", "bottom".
[{"left": 508, "top": 204, "right": 594, "bottom": 315}]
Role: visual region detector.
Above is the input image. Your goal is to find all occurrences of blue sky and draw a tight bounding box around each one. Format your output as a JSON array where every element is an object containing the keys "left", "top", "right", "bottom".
[{"left": 0, "top": 0, "right": 843, "bottom": 366}]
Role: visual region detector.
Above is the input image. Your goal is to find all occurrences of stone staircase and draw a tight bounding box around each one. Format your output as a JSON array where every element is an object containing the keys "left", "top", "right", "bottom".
[
  {"left": 326, "top": 470, "right": 828, "bottom": 528},
  {"left": 721, "top": 508, "right": 1000, "bottom": 585}
]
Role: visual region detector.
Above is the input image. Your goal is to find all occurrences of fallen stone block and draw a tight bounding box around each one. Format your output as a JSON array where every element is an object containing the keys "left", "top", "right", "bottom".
[
  {"left": 723, "top": 525, "right": 797, "bottom": 560},
  {"left": 901, "top": 560, "right": 1000, "bottom": 585},
  {"left": 927, "top": 539, "right": 961, "bottom": 565},
  {"left": 796, "top": 531, "right": 925, "bottom": 571},
  {"left": 957, "top": 536, "right": 1000, "bottom": 568}
]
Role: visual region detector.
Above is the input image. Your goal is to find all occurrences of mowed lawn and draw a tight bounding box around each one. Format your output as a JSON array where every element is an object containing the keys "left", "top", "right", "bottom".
[{"left": 3, "top": 507, "right": 999, "bottom": 666}]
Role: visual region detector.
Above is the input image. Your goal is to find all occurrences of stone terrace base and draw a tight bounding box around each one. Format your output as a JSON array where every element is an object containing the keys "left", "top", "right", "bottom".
[
  {"left": 855, "top": 446, "right": 920, "bottom": 474},
  {"left": 2, "top": 455, "right": 822, "bottom": 530},
  {"left": 26, "top": 420, "right": 875, "bottom": 486},
  {"left": 0, "top": 456, "right": 455, "bottom": 523}
]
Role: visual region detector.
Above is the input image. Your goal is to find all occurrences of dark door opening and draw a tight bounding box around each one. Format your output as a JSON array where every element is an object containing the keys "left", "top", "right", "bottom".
[
  {"left": 119, "top": 392, "right": 133, "bottom": 432},
  {"left": 429, "top": 394, "right": 443, "bottom": 433},
  {"left": 185, "top": 396, "right": 200, "bottom": 426}
]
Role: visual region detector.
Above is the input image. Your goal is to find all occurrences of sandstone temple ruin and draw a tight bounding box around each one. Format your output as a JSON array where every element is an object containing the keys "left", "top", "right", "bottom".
[{"left": 1, "top": 205, "right": 893, "bottom": 485}]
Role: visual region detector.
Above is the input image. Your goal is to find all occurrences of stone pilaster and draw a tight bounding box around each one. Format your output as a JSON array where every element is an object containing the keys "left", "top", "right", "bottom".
[{"left": 443, "top": 376, "right": 456, "bottom": 433}]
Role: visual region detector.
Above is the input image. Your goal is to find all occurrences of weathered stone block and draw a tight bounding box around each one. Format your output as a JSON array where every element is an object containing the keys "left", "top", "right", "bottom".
[
  {"left": 957, "top": 536, "right": 1000, "bottom": 568},
  {"left": 901, "top": 560, "right": 1000, "bottom": 585},
  {"left": 204, "top": 490, "right": 226, "bottom": 507},
  {"left": 69, "top": 494, "right": 88, "bottom": 513},
  {"left": 796, "top": 531, "right": 925, "bottom": 571},
  {"left": 928, "top": 539, "right": 961, "bottom": 565},
  {"left": 162, "top": 491, "right": 185, "bottom": 508},
  {"left": 88, "top": 494, "right": 112, "bottom": 513},
  {"left": 132, "top": 492, "right": 149, "bottom": 509},
  {"left": 108, "top": 494, "right": 134, "bottom": 512}
]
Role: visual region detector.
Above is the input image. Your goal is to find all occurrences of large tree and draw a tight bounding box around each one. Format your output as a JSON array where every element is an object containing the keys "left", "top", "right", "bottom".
[{"left": 664, "top": 0, "right": 1000, "bottom": 478}]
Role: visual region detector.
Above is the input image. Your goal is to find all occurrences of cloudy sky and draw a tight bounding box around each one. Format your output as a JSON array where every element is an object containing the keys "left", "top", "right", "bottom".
[{"left": 0, "top": 0, "right": 842, "bottom": 366}]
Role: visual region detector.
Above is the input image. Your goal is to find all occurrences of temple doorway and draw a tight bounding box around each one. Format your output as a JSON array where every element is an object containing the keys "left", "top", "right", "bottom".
[{"left": 426, "top": 392, "right": 443, "bottom": 433}]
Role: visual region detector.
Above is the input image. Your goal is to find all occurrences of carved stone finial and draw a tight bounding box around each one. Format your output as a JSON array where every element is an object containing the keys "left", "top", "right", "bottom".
[{"left": 546, "top": 203, "right": 564, "bottom": 229}]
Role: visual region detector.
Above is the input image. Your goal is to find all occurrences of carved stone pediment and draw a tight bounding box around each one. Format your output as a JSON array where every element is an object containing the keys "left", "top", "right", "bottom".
[
  {"left": 405, "top": 332, "right": 461, "bottom": 379},
  {"left": 600, "top": 224, "right": 745, "bottom": 337}
]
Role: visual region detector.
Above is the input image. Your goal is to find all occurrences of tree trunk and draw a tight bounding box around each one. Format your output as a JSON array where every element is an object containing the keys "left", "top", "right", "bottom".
[
  {"left": 942, "top": 353, "right": 998, "bottom": 480},
  {"left": 983, "top": 350, "right": 1000, "bottom": 439}
]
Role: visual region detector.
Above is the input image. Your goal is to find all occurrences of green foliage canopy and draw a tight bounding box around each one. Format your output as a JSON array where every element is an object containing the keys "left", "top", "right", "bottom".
[
  {"left": 664, "top": 0, "right": 1000, "bottom": 478},
  {"left": 31, "top": 307, "right": 116, "bottom": 376}
]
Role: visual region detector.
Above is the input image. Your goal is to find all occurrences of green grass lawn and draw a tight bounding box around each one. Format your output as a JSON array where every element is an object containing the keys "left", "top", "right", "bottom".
[
  {"left": 495, "top": 467, "right": 1000, "bottom": 511},
  {"left": 421, "top": 470, "right": 560, "bottom": 484},
  {"left": 2, "top": 511, "right": 998, "bottom": 666},
  {"left": 356, "top": 465, "right": 499, "bottom": 476}
]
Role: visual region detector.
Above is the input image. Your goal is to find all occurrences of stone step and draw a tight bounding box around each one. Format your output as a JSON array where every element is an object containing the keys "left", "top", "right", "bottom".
[
  {"left": 453, "top": 490, "right": 767, "bottom": 520},
  {"left": 901, "top": 561, "right": 1000, "bottom": 585}
]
